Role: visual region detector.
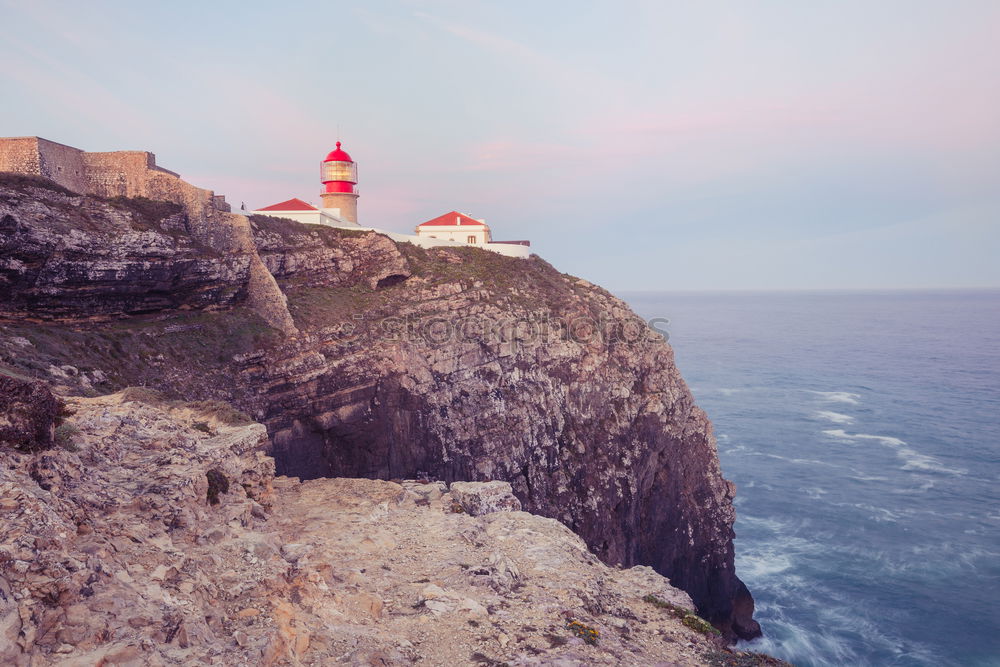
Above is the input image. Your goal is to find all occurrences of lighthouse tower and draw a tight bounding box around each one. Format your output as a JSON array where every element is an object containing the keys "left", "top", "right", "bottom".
[{"left": 320, "top": 141, "right": 359, "bottom": 223}]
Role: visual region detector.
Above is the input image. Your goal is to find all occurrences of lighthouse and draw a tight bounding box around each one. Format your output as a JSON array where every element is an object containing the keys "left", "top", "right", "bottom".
[{"left": 320, "top": 141, "right": 359, "bottom": 223}]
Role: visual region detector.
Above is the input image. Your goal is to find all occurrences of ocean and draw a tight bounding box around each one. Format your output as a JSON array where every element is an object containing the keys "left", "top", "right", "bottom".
[{"left": 619, "top": 290, "right": 1000, "bottom": 667}]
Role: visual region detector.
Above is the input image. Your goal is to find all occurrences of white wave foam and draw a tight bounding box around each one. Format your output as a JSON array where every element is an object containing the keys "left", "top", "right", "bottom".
[
  {"left": 764, "top": 452, "right": 844, "bottom": 468},
  {"left": 740, "top": 552, "right": 794, "bottom": 578},
  {"left": 849, "top": 472, "right": 890, "bottom": 482},
  {"left": 809, "top": 390, "right": 861, "bottom": 404},
  {"left": 822, "top": 429, "right": 906, "bottom": 446},
  {"left": 853, "top": 503, "right": 900, "bottom": 523},
  {"left": 739, "top": 514, "right": 789, "bottom": 532},
  {"left": 898, "top": 450, "right": 966, "bottom": 476},
  {"left": 814, "top": 410, "right": 855, "bottom": 425},
  {"left": 717, "top": 387, "right": 744, "bottom": 396},
  {"left": 826, "top": 430, "right": 966, "bottom": 476}
]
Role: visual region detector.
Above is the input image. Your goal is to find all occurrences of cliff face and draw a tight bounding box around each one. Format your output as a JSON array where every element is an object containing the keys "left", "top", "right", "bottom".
[
  {"left": 0, "top": 178, "right": 760, "bottom": 640},
  {"left": 0, "top": 176, "right": 251, "bottom": 316}
]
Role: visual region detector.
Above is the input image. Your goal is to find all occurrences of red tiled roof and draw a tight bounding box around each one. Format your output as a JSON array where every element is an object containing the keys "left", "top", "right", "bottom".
[
  {"left": 256, "top": 198, "right": 317, "bottom": 212},
  {"left": 417, "top": 211, "right": 488, "bottom": 227}
]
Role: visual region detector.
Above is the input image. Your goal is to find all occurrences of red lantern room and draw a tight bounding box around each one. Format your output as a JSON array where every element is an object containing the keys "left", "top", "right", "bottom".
[{"left": 320, "top": 141, "right": 359, "bottom": 223}]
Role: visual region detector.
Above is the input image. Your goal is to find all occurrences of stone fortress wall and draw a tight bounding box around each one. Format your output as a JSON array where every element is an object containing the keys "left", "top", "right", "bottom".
[
  {"left": 0, "top": 136, "right": 297, "bottom": 335},
  {"left": 0, "top": 136, "right": 229, "bottom": 218}
]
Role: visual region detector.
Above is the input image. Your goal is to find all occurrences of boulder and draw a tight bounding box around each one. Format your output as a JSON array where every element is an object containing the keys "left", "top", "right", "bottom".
[
  {"left": 0, "top": 375, "right": 60, "bottom": 452},
  {"left": 449, "top": 481, "right": 522, "bottom": 516}
]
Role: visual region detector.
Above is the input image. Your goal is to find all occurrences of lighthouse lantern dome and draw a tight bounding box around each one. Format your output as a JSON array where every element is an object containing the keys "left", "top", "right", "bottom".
[{"left": 321, "top": 141, "right": 358, "bottom": 193}]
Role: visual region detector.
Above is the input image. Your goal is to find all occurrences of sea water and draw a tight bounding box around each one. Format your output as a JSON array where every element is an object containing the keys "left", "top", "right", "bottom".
[{"left": 620, "top": 290, "right": 1000, "bottom": 667}]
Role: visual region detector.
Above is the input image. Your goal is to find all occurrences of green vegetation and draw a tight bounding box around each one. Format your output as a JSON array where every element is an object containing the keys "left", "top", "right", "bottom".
[
  {"left": 250, "top": 214, "right": 371, "bottom": 242},
  {"left": 54, "top": 422, "right": 81, "bottom": 451},
  {"left": 249, "top": 214, "right": 317, "bottom": 239},
  {"left": 643, "top": 593, "right": 722, "bottom": 636},
  {"left": 0, "top": 172, "right": 76, "bottom": 196},
  {"left": 118, "top": 388, "right": 253, "bottom": 428},
  {"left": 703, "top": 647, "right": 795, "bottom": 667},
  {"left": 120, "top": 386, "right": 168, "bottom": 405},
  {"left": 642, "top": 594, "right": 691, "bottom": 618},
  {"left": 565, "top": 619, "right": 599, "bottom": 645},
  {"left": 0, "top": 308, "right": 280, "bottom": 398},
  {"left": 285, "top": 284, "right": 393, "bottom": 330},
  {"left": 184, "top": 400, "right": 254, "bottom": 426},
  {"left": 683, "top": 614, "right": 722, "bottom": 636},
  {"left": 105, "top": 196, "right": 183, "bottom": 228}
]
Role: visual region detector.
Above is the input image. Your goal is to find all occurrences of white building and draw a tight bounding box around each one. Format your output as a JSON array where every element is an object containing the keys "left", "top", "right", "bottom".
[
  {"left": 415, "top": 211, "right": 491, "bottom": 244},
  {"left": 415, "top": 211, "right": 531, "bottom": 257},
  {"left": 250, "top": 197, "right": 360, "bottom": 229}
]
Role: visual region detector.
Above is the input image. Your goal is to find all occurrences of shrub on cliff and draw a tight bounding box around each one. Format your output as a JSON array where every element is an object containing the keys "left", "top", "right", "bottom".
[
  {"left": 0, "top": 172, "right": 76, "bottom": 196},
  {"left": 119, "top": 388, "right": 253, "bottom": 427},
  {"left": 0, "top": 374, "right": 61, "bottom": 452},
  {"left": 644, "top": 593, "right": 722, "bottom": 637},
  {"left": 106, "top": 196, "right": 183, "bottom": 229},
  {"left": 206, "top": 468, "right": 229, "bottom": 505}
]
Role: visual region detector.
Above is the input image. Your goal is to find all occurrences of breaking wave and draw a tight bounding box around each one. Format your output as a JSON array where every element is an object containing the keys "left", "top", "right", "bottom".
[
  {"left": 808, "top": 390, "right": 861, "bottom": 405},
  {"left": 822, "top": 429, "right": 906, "bottom": 446},
  {"left": 813, "top": 410, "right": 855, "bottom": 424}
]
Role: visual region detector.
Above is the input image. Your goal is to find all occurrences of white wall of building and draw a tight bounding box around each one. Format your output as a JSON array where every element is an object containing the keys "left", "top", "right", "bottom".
[
  {"left": 249, "top": 208, "right": 361, "bottom": 229},
  {"left": 415, "top": 224, "right": 491, "bottom": 245}
]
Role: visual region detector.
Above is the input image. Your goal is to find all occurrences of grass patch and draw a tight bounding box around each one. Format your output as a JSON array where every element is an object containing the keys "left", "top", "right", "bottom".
[
  {"left": 642, "top": 594, "right": 690, "bottom": 618},
  {"left": 250, "top": 215, "right": 375, "bottom": 243},
  {"left": 118, "top": 389, "right": 253, "bottom": 427},
  {"left": 0, "top": 172, "right": 77, "bottom": 196},
  {"left": 120, "top": 386, "right": 169, "bottom": 405},
  {"left": 683, "top": 614, "right": 722, "bottom": 636},
  {"left": 284, "top": 284, "right": 392, "bottom": 330},
  {"left": 0, "top": 308, "right": 280, "bottom": 398},
  {"left": 54, "top": 422, "right": 80, "bottom": 451},
  {"left": 703, "top": 647, "right": 795, "bottom": 667},
  {"left": 643, "top": 593, "right": 721, "bottom": 636},
  {"left": 105, "top": 196, "right": 183, "bottom": 229},
  {"left": 185, "top": 400, "right": 254, "bottom": 426}
]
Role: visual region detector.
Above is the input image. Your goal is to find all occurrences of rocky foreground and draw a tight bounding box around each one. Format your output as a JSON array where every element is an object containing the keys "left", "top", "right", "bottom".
[{"left": 0, "top": 388, "right": 784, "bottom": 666}]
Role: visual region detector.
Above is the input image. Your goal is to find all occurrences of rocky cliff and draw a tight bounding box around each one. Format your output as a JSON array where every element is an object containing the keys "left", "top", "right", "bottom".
[{"left": 0, "top": 175, "right": 760, "bottom": 642}]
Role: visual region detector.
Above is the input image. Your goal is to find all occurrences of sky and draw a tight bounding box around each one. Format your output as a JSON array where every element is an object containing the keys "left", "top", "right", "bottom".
[{"left": 1, "top": 0, "right": 999, "bottom": 291}]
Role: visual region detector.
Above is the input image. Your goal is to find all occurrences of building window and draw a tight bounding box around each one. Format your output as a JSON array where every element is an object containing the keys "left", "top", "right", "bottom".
[{"left": 467, "top": 235, "right": 477, "bottom": 244}]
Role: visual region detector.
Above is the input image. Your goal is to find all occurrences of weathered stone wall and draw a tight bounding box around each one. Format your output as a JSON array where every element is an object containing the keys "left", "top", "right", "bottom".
[
  {"left": 0, "top": 137, "right": 42, "bottom": 176},
  {"left": 0, "top": 137, "right": 89, "bottom": 193},
  {"left": 36, "top": 138, "right": 89, "bottom": 193}
]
